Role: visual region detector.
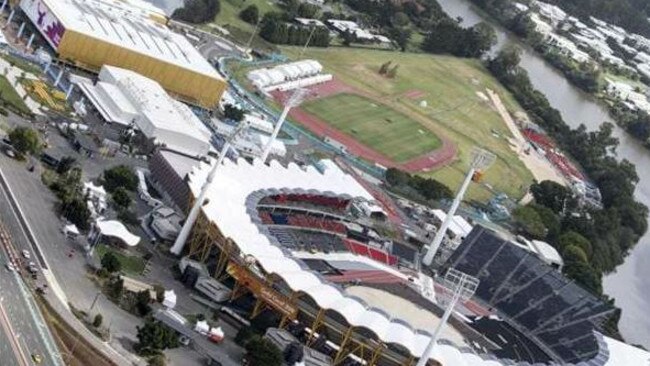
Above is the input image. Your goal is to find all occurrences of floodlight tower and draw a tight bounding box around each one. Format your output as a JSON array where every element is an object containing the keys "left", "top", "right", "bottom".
[
  {"left": 170, "top": 121, "right": 251, "bottom": 255},
  {"left": 416, "top": 269, "right": 479, "bottom": 366},
  {"left": 261, "top": 88, "right": 309, "bottom": 163},
  {"left": 422, "top": 148, "right": 495, "bottom": 266}
]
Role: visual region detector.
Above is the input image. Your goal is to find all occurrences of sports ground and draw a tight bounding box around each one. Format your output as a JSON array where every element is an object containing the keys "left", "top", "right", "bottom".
[
  {"left": 274, "top": 47, "right": 535, "bottom": 201},
  {"left": 301, "top": 93, "right": 441, "bottom": 163}
]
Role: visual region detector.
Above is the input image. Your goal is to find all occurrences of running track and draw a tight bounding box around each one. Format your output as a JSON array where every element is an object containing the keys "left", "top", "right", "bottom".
[{"left": 274, "top": 79, "right": 457, "bottom": 173}]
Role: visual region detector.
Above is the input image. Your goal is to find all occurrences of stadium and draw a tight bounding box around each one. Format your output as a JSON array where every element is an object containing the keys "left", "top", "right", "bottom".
[
  {"left": 172, "top": 156, "right": 644, "bottom": 366},
  {"left": 17, "top": 0, "right": 226, "bottom": 109}
]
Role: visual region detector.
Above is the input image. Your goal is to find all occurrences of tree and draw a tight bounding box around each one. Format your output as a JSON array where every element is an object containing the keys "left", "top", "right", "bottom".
[
  {"left": 392, "top": 12, "right": 409, "bottom": 27},
  {"left": 530, "top": 180, "right": 571, "bottom": 213},
  {"left": 62, "top": 197, "right": 91, "bottom": 231},
  {"left": 56, "top": 156, "right": 76, "bottom": 174},
  {"left": 135, "top": 290, "right": 152, "bottom": 317},
  {"left": 563, "top": 245, "right": 588, "bottom": 263},
  {"left": 563, "top": 261, "right": 602, "bottom": 294},
  {"left": 103, "top": 165, "right": 138, "bottom": 193},
  {"left": 379, "top": 61, "right": 392, "bottom": 75},
  {"left": 134, "top": 319, "right": 179, "bottom": 356},
  {"left": 558, "top": 231, "right": 592, "bottom": 257},
  {"left": 106, "top": 276, "right": 124, "bottom": 300},
  {"left": 148, "top": 354, "right": 166, "bottom": 366},
  {"left": 9, "top": 127, "right": 40, "bottom": 156},
  {"left": 223, "top": 104, "right": 246, "bottom": 122},
  {"left": 172, "top": 0, "right": 220, "bottom": 24},
  {"left": 387, "top": 64, "right": 399, "bottom": 78},
  {"left": 235, "top": 326, "right": 257, "bottom": 346},
  {"left": 102, "top": 252, "right": 122, "bottom": 273},
  {"left": 112, "top": 187, "right": 132, "bottom": 209},
  {"left": 388, "top": 27, "right": 412, "bottom": 52},
  {"left": 512, "top": 205, "right": 547, "bottom": 239},
  {"left": 240, "top": 5, "right": 259, "bottom": 25},
  {"left": 93, "top": 313, "right": 103, "bottom": 327},
  {"left": 245, "top": 336, "right": 283, "bottom": 366}
]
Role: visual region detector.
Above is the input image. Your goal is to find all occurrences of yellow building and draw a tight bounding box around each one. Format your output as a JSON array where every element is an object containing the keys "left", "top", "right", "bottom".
[{"left": 20, "top": 0, "right": 226, "bottom": 109}]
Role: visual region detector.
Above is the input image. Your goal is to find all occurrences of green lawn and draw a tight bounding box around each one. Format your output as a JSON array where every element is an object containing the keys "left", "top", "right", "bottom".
[
  {"left": 95, "top": 244, "right": 145, "bottom": 275},
  {"left": 302, "top": 93, "right": 442, "bottom": 162},
  {"left": 205, "top": 0, "right": 280, "bottom": 50},
  {"left": 0, "top": 75, "right": 31, "bottom": 116},
  {"left": 281, "top": 46, "right": 534, "bottom": 201}
]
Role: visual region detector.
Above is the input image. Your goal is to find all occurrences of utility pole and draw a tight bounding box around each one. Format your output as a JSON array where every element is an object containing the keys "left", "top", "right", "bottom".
[
  {"left": 422, "top": 148, "right": 495, "bottom": 266},
  {"left": 170, "top": 121, "right": 251, "bottom": 255}
]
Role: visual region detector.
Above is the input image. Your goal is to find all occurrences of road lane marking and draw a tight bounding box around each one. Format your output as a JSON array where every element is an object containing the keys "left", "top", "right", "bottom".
[{"left": 0, "top": 301, "right": 29, "bottom": 366}]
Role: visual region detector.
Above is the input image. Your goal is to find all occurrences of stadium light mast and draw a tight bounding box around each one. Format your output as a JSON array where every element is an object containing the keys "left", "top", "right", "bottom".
[
  {"left": 416, "top": 269, "right": 479, "bottom": 366},
  {"left": 170, "top": 121, "right": 251, "bottom": 255},
  {"left": 261, "top": 88, "right": 309, "bottom": 163},
  {"left": 422, "top": 148, "right": 495, "bottom": 266}
]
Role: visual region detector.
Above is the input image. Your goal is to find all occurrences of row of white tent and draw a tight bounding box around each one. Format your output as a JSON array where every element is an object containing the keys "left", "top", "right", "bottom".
[
  {"left": 248, "top": 60, "right": 324, "bottom": 90},
  {"left": 264, "top": 74, "right": 333, "bottom": 92}
]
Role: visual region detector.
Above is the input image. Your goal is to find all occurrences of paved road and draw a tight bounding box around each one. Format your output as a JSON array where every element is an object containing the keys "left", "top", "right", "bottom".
[{"left": 0, "top": 182, "right": 62, "bottom": 365}]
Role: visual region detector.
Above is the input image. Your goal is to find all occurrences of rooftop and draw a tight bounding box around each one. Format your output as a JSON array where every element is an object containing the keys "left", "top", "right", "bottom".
[{"left": 23, "top": 0, "right": 221, "bottom": 79}]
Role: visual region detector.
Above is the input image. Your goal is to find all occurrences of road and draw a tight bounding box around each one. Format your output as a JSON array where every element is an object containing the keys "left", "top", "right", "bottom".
[{"left": 0, "top": 189, "right": 62, "bottom": 365}]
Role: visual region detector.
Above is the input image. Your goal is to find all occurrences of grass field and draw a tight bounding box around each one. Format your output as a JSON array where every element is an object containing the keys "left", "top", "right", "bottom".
[
  {"left": 281, "top": 46, "right": 534, "bottom": 202},
  {"left": 95, "top": 244, "right": 145, "bottom": 275},
  {"left": 302, "top": 93, "right": 442, "bottom": 162},
  {"left": 205, "top": 0, "right": 280, "bottom": 51},
  {"left": 0, "top": 75, "right": 31, "bottom": 116}
]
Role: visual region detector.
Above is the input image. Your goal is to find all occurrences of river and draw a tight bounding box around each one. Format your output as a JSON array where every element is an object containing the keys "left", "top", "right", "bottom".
[
  {"left": 141, "top": 0, "right": 650, "bottom": 348},
  {"left": 437, "top": 0, "right": 650, "bottom": 349}
]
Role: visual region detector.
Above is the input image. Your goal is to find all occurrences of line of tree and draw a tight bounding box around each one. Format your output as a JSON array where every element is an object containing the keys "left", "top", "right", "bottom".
[
  {"left": 260, "top": 13, "right": 330, "bottom": 47},
  {"left": 385, "top": 168, "right": 453, "bottom": 202},
  {"left": 171, "top": 0, "right": 220, "bottom": 24},
  {"left": 342, "top": 0, "right": 494, "bottom": 56},
  {"left": 488, "top": 47, "right": 648, "bottom": 296},
  {"left": 467, "top": 0, "right": 602, "bottom": 93}
]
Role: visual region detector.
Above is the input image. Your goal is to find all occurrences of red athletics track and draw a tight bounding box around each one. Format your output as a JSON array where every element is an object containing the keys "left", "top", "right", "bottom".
[{"left": 272, "top": 78, "right": 457, "bottom": 173}]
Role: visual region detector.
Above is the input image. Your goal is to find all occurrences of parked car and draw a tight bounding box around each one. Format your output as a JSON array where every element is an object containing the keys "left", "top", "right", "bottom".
[
  {"left": 22, "top": 250, "right": 30, "bottom": 259},
  {"left": 5, "top": 262, "right": 14, "bottom": 272}
]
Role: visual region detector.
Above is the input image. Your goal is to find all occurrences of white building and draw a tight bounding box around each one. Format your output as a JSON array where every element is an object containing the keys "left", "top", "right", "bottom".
[
  {"left": 534, "top": 1, "right": 567, "bottom": 26},
  {"left": 19, "top": 0, "right": 226, "bottom": 108},
  {"left": 77, "top": 65, "right": 212, "bottom": 157}
]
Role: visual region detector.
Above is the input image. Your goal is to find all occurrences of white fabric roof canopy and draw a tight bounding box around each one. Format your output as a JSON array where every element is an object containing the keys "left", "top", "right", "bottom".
[{"left": 96, "top": 220, "right": 140, "bottom": 246}]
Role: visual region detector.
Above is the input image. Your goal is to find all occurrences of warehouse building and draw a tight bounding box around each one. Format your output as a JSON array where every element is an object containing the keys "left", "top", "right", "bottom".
[
  {"left": 19, "top": 0, "right": 226, "bottom": 109},
  {"left": 76, "top": 65, "right": 213, "bottom": 157}
]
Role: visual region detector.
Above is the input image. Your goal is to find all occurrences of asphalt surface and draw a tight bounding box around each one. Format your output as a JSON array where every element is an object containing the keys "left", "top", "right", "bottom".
[{"left": 0, "top": 172, "right": 62, "bottom": 366}]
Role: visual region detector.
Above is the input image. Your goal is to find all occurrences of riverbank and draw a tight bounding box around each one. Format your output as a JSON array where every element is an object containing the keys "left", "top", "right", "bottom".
[{"left": 461, "top": 0, "right": 650, "bottom": 150}]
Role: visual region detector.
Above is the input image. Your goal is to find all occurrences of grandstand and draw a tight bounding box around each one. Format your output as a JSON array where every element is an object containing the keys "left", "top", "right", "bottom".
[
  {"left": 444, "top": 225, "right": 616, "bottom": 363},
  {"left": 177, "top": 157, "right": 647, "bottom": 366},
  {"left": 247, "top": 60, "right": 333, "bottom": 93}
]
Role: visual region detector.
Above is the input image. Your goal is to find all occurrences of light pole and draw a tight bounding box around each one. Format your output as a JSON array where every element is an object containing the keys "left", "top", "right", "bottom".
[
  {"left": 416, "top": 269, "right": 479, "bottom": 366},
  {"left": 261, "top": 88, "right": 309, "bottom": 163},
  {"left": 299, "top": 26, "right": 317, "bottom": 57},
  {"left": 422, "top": 148, "right": 495, "bottom": 266},
  {"left": 170, "top": 121, "right": 251, "bottom": 255}
]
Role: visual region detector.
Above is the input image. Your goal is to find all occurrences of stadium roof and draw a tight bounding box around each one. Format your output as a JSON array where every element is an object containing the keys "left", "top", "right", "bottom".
[
  {"left": 188, "top": 157, "right": 643, "bottom": 365},
  {"left": 28, "top": 0, "right": 220, "bottom": 79}
]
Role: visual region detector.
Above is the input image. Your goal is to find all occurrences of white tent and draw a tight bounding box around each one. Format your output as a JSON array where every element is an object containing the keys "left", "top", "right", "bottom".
[
  {"left": 63, "top": 224, "right": 80, "bottom": 238},
  {"left": 96, "top": 220, "right": 140, "bottom": 246},
  {"left": 194, "top": 320, "right": 210, "bottom": 335},
  {"left": 162, "top": 290, "right": 177, "bottom": 309}
]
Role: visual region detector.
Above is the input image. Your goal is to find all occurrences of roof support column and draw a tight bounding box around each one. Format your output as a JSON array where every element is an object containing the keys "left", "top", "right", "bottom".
[
  {"left": 6, "top": 9, "right": 15, "bottom": 27},
  {"left": 0, "top": 0, "right": 8, "bottom": 13},
  {"left": 306, "top": 308, "right": 326, "bottom": 346},
  {"left": 368, "top": 343, "right": 385, "bottom": 366},
  {"left": 26, "top": 33, "right": 35, "bottom": 49},
  {"left": 54, "top": 68, "right": 64, "bottom": 87},
  {"left": 16, "top": 21, "right": 24, "bottom": 39},
  {"left": 333, "top": 327, "right": 353, "bottom": 365}
]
